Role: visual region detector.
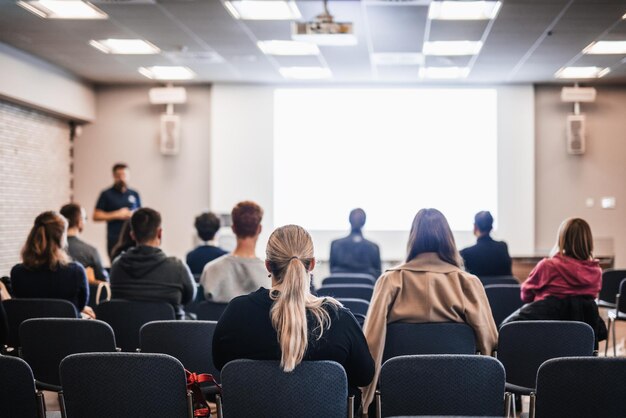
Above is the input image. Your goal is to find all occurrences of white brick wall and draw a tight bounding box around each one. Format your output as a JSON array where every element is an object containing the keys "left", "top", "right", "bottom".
[{"left": 0, "top": 101, "right": 71, "bottom": 277}]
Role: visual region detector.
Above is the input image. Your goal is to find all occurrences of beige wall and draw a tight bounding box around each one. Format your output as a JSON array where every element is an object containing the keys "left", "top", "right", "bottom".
[
  {"left": 535, "top": 85, "right": 626, "bottom": 267},
  {"left": 73, "top": 85, "right": 212, "bottom": 264}
]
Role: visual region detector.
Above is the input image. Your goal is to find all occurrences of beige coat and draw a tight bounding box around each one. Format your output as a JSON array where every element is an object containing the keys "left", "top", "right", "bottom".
[{"left": 361, "top": 252, "right": 498, "bottom": 410}]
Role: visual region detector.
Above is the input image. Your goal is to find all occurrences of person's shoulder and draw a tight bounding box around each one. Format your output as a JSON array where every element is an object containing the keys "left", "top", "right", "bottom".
[
  {"left": 202, "top": 253, "right": 231, "bottom": 273},
  {"left": 10, "top": 263, "right": 26, "bottom": 276},
  {"left": 460, "top": 243, "right": 478, "bottom": 256}
]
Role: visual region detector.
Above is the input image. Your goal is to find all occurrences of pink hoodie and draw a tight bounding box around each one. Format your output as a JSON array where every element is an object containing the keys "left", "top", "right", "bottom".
[{"left": 521, "top": 254, "right": 602, "bottom": 303}]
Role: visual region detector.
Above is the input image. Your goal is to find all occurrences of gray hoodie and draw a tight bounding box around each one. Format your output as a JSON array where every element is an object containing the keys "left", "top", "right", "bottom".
[{"left": 110, "top": 245, "right": 196, "bottom": 318}]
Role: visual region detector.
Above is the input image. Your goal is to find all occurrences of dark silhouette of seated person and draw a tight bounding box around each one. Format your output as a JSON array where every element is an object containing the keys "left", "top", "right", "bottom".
[
  {"left": 329, "top": 209, "right": 381, "bottom": 279},
  {"left": 460, "top": 211, "right": 512, "bottom": 277}
]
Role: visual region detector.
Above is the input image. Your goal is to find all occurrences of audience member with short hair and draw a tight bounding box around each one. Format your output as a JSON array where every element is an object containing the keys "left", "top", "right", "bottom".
[
  {"left": 10, "top": 211, "right": 93, "bottom": 317},
  {"left": 361, "top": 208, "right": 497, "bottom": 412},
  {"left": 186, "top": 212, "right": 227, "bottom": 277},
  {"left": 109, "top": 219, "right": 134, "bottom": 261},
  {"left": 460, "top": 211, "right": 512, "bottom": 277},
  {"left": 200, "top": 201, "right": 269, "bottom": 302},
  {"left": 213, "top": 224, "right": 374, "bottom": 403},
  {"left": 329, "top": 208, "right": 382, "bottom": 278},
  {"left": 109, "top": 208, "right": 196, "bottom": 319},
  {"left": 60, "top": 203, "right": 109, "bottom": 281}
]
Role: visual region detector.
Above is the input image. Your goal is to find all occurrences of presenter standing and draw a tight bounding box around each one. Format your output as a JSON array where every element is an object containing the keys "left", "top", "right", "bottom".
[{"left": 93, "top": 163, "right": 141, "bottom": 260}]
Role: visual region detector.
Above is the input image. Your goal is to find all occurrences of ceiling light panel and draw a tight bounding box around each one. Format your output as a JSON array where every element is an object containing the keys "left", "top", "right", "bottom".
[
  {"left": 138, "top": 66, "right": 196, "bottom": 80},
  {"left": 584, "top": 41, "right": 626, "bottom": 55},
  {"left": 257, "top": 40, "right": 319, "bottom": 56},
  {"left": 555, "top": 66, "right": 610, "bottom": 79},
  {"left": 419, "top": 66, "right": 470, "bottom": 79},
  {"left": 224, "top": 1, "right": 301, "bottom": 20},
  {"left": 279, "top": 67, "right": 332, "bottom": 79},
  {"left": 429, "top": 1, "right": 501, "bottom": 20},
  {"left": 17, "top": 0, "right": 108, "bottom": 19},
  {"left": 423, "top": 41, "right": 483, "bottom": 56},
  {"left": 371, "top": 53, "right": 424, "bottom": 66},
  {"left": 90, "top": 39, "right": 160, "bottom": 55}
]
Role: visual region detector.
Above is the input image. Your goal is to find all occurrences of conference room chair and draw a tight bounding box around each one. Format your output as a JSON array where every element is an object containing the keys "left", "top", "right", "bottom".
[
  {"left": 532, "top": 357, "right": 626, "bottom": 418},
  {"left": 382, "top": 322, "right": 477, "bottom": 362},
  {"left": 19, "top": 318, "right": 117, "bottom": 391},
  {"left": 598, "top": 269, "right": 626, "bottom": 309},
  {"left": 322, "top": 273, "right": 376, "bottom": 286},
  {"left": 59, "top": 352, "right": 192, "bottom": 418},
  {"left": 484, "top": 284, "right": 524, "bottom": 328},
  {"left": 0, "top": 355, "right": 46, "bottom": 418},
  {"left": 606, "top": 278, "right": 626, "bottom": 356},
  {"left": 185, "top": 284, "right": 207, "bottom": 316},
  {"left": 496, "top": 320, "right": 595, "bottom": 415},
  {"left": 87, "top": 281, "right": 111, "bottom": 307},
  {"left": 478, "top": 275, "right": 519, "bottom": 286},
  {"left": 195, "top": 300, "right": 229, "bottom": 321},
  {"left": 317, "top": 284, "right": 374, "bottom": 301},
  {"left": 1, "top": 298, "right": 78, "bottom": 352},
  {"left": 218, "top": 359, "right": 352, "bottom": 418},
  {"left": 93, "top": 300, "right": 175, "bottom": 351},
  {"left": 376, "top": 354, "right": 509, "bottom": 418},
  {"left": 336, "top": 298, "right": 369, "bottom": 317}
]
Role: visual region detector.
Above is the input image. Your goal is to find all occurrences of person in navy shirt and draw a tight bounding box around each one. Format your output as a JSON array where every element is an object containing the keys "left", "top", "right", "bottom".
[
  {"left": 93, "top": 163, "right": 141, "bottom": 259},
  {"left": 186, "top": 211, "right": 227, "bottom": 277}
]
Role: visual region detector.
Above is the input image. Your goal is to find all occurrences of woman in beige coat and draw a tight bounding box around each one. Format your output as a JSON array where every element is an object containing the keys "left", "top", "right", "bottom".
[{"left": 361, "top": 208, "right": 498, "bottom": 413}]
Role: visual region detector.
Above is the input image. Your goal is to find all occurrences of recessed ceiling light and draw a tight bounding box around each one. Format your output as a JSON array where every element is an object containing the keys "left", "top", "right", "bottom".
[
  {"left": 555, "top": 66, "right": 609, "bottom": 79},
  {"left": 428, "top": 1, "right": 501, "bottom": 20},
  {"left": 419, "top": 66, "right": 470, "bottom": 79},
  {"left": 583, "top": 40, "right": 626, "bottom": 55},
  {"left": 291, "top": 33, "right": 358, "bottom": 46},
  {"left": 224, "top": 1, "right": 301, "bottom": 20},
  {"left": 138, "top": 66, "right": 196, "bottom": 80},
  {"left": 371, "top": 53, "right": 424, "bottom": 66},
  {"left": 423, "top": 41, "right": 483, "bottom": 56},
  {"left": 257, "top": 40, "right": 320, "bottom": 56},
  {"left": 90, "top": 39, "right": 160, "bottom": 55},
  {"left": 279, "top": 67, "right": 332, "bottom": 79},
  {"left": 17, "top": 0, "right": 108, "bottom": 19}
]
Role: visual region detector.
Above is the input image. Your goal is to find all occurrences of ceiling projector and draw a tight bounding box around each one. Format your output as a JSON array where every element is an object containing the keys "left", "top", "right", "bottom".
[{"left": 292, "top": 0, "right": 356, "bottom": 46}]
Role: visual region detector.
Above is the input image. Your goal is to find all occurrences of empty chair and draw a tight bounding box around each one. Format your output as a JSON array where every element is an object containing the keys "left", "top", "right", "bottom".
[
  {"left": 317, "top": 284, "right": 374, "bottom": 301},
  {"left": 219, "top": 359, "right": 351, "bottom": 418},
  {"left": 484, "top": 284, "right": 524, "bottom": 327},
  {"left": 607, "top": 278, "right": 626, "bottom": 356},
  {"left": 478, "top": 275, "right": 519, "bottom": 286},
  {"left": 94, "top": 300, "right": 175, "bottom": 351},
  {"left": 19, "top": 318, "right": 117, "bottom": 390},
  {"left": 377, "top": 355, "right": 508, "bottom": 418},
  {"left": 533, "top": 357, "right": 626, "bottom": 418},
  {"left": 2, "top": 298, "right": 78, "bottom": 350},
  {"left": 195, "top": 300, "right": 228, "bottom": 321},
  {"left": 322, "top": 273, "right": 376, "bottom": 286},
  {"left": 336, "top": 298, "right": 369, "bottom": 317},
  {"left": 382, "top": 322, "right": 476, "bottom": 362},
  {"left": 59, "top": 352, "right": 191, "bottom": 418},
  {"left": 598, "top": 269, "right": 626, "bottom": 308},
  {"left": 0, "top": 355, "right": 45, "bottom": 418}
]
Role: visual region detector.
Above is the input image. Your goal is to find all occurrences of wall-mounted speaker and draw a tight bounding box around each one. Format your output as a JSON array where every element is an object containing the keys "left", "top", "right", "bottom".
[
  {"left": 566, "top": 114, "right": 586, "bottom": 155},
  {"left": 160, "top": 114, "right": 181, "bottom": 155}
]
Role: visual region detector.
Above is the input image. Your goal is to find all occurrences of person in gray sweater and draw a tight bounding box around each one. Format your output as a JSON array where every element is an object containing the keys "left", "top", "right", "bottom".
[{"left": 110, "top": 208, "right": 196, "bottom": 318}]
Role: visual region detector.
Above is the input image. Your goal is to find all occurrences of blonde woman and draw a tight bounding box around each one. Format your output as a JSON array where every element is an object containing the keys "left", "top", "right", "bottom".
[{"left": 212, "top": 225, "right": 374, "bottom": 400}]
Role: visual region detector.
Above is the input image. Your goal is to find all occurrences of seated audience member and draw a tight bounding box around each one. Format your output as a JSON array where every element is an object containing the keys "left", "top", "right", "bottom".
[
  {"left": 109, "top": 208, "right": 196, "bottom": 319},
  {"left": 460, "top": 211, "right": 512, "bottom": 277},
  {"left": 186, "top": 212, "right": 227, "bottom": 277},
  {"left": 213, "top": 225, "right": 374, "bottom": 403},
  {"left": 329, "top": 208, "right": 381, "bottom": 278},
  {"left": 109, "top": 219, "right": 134, "bottom": 261},
  {"left": 10, "top": 211, "right": 94, "bottom": 317},
  {"left": 60, "top": 203, "right": 109, "bottom": 281},
  {"left": 502, "top": 218, "right": 606, "bottom": 345},
  {"left": 200, "top": 201, "right": 269, "bottom": 302},
  {"left": 362, "top": 208, "right": 497, "bottom": 412}
]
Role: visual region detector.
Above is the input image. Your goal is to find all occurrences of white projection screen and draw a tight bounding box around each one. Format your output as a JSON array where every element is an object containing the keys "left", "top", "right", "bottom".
[{"left": 273, "top": 88, "right": 498, "bottom": 232}]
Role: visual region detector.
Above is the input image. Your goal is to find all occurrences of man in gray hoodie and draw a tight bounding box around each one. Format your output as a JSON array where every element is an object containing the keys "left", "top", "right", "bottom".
[{"left": 110, "top": 207, "right": 196, "bottom": 319}]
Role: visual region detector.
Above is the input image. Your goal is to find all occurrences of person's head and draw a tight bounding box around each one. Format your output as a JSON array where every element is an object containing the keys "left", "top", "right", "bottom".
[
  {"left": 112, "top": 163, "right": 129, "bottom": 191},
  {"left": 111, "top": 219, "right": 135, "bottom": 260},
  {"left": 130, "top": 208, "right": 162, "bottom": 246},
  {"left": 60, "top": 203, "right": 86, "bottom": 233},
  {"left": 194, "top": 212, "right": 221, "bottom": 242},
  {"left": 349, "top": 208, "right": 366, "bottom": 232},
  {"left": 473, "top": 211, "right": 494, "bottom": 237},
  {"left": 406, "top": 208, "right": 461, "bottom": 267},
  {"left": 21, "top": 211, "right": 69, "bottom": 270},
  {"left": 554, "top": 218, "right": 594, "bottom": 261},
  {"left": 231, "top": 201, "right": 263, "bottom": 240},
  {"left": 265, "top": 225, "right": 339, "bottom": 372}
]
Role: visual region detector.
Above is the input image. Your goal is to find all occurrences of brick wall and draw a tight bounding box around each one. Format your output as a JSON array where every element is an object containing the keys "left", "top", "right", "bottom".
[{"left": 0, "top": 100, "right": 71, "bottom": 277}]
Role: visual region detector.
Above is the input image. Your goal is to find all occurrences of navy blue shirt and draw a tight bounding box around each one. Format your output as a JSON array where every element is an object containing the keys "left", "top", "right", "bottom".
[
  {"left": 186, "top": 245, "right": 228, "bottom": 277},
  {"left": 95, "top": 186, "right": 141, "bottom": 250}
]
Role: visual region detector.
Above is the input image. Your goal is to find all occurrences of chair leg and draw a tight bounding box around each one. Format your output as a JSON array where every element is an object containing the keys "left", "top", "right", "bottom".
[
  {"left": 504, "top": 392, "right": 512, "bottom": 418},
  {"left": 375, "top": 390, "right": 382, "bottom": 418},
  {"left": 529, "top": 392, "right": 536, "bottom": 418},
  {"left": 612, "top": 317, "right": 617, "bottom": 357},
  {"left": 58, "top": 391, "right": 67, "bottom": 418},
  {"left": 604, "top": 318, "right": 610, "bottom": 356},
  {"left": 186, "top": 390, "right": 193, "bottom": 418},
  {"left": 36, "top": 391, "right": 46, "bottom": 418},
  {"left": 348, "top": 395, "right": 354, "bottom": 418},
  {"left": 216, "top": 393, "right": 223, "bottom": 418},
  {"left": 511, "top": 393, "right": 517, "bottom": 417}
]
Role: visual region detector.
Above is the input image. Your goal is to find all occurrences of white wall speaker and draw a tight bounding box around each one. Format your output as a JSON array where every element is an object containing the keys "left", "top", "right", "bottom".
[
  {"left": 566, "top": 114, "right": 586, "bottom": 155},
  {"left": 160, "top": 114, "right": 181, "bottom": 155}
]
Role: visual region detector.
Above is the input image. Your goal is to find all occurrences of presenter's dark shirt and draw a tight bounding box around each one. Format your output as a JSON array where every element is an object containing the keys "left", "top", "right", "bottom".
[
  {"left": 330, "top": 232, "right": 382, "bottom": 279},
  {"left": 460, "top": 235, "right": 513, "bottom": 278},
  {"left": 186, "top": 245, "right": 228, "bottom": 277},
  {"left": 95, "top": 186, "right": 141, "bottom": 250}
]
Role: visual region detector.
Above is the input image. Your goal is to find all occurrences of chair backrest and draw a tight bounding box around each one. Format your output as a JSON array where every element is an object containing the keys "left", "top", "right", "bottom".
[
  {"left": 535, "top": 357, "right": 626, "bottom": 418},
  {"left": 195, "top": 300, "right": 229, "bottom": 321},
  {"left": 382, "top": 322, "right": 476, "bottom": 362},
  {"left": 317, "top": 284, "right": 374, "bottom": 301},
  {"left": 221, "top": 359, "right": 348, "bottom": 418},
  {"left": 322, "top": 273, "right": 376, "bottom": 286},
  {"left": 0, "top": 355, "right": 42, "bottom": 418},
  {"left": 2, "top": 298, "right": 78, "bottom": 349},
  {"left": 93, "top": 300, "right": 175, "bottom": 351},
  {"left": 20, "top": 318, "right": 117, "bottom": 387},
  {"left": 140, "top": 320, "right": 220, "bottom": 380},
  {"left": 599, "top": 269, "right": 626, "bottom": 306},
  {"left": 484, "top": 284, "right": 524, "bottom": 327},
  {"left": 336, "top": 298, "right": 369, "bottom": 316},
  {"left": 617, "top": 278, "right": 626, "bottom": 314},
  {"left": 497, "top": 320, "right": 595, "bottom": 390},
  {"left": 59, "top": 352, "right": 189, "bottom": 418},
  {"left": 379, "top": 355, "right": 505, "bottom": 417},
  {"left": 478, "top": 275, "right": 519, "bottom": 286}
]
